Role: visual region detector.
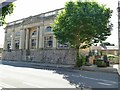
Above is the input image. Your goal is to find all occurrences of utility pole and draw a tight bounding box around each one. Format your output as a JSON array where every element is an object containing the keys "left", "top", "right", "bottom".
[{"left": 118, "top": 0, "right": 120, "bottom": 74}]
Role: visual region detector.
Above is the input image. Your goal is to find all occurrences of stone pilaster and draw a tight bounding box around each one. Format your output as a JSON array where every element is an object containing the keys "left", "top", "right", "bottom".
[
  {"left": 39, "top": 26, "right": 43, "bottom": 48},
  {"left": 11, "top": 29, "right": 15, "bottom": 50},
  {"left": 53, "top": 35, "right": 57, "bottom": 48},
  {"left": 36, "top": 26, "right": 39, "bottom": 49},
  {"left": 19, "top": 29, "right": 25, "bottom": 49},
  {"left": 25, "top": 28, "right": 29, "bottom": 50}
]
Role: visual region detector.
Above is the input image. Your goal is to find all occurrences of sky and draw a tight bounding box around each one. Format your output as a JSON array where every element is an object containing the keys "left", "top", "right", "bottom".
[{"left": 0, "top": 0, "right": 118, "bottom": 47}]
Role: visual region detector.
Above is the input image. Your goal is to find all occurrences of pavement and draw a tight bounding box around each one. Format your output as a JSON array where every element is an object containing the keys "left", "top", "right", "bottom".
[
  {"left": 113, "top": 64, "right": 119, "bottom": 74},
  {"left": 1, "top": 60, "right": 119, "bottom": 74},
  {"left": 80, "top": 65, "right": 119, "bottom": 74},
  {"left": 0, "top": 62, "right": 119, "bottom": 89}
]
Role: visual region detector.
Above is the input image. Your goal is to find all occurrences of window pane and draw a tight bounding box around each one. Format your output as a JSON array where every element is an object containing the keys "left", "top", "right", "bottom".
[
  {"left": 16, "top": 32, "right": 20, "bottom": 36},
  {"left": 32, "top": 31, "right": 37, "bottom": 35},
  {"left": 44, "top": 36, "right": 53, "bottom": 48},
  {"left": 48, "top": 41, "right": 52, "bottom": 47},
  {"left": 46, "top": 26, "right": 52, "bottom": 32},
  {"left": 15, "top": 40, "right": 19, "bottom": 49},
  {"left": 7, "top": 41, "right": 11, "bottom": 50},
  {"left": 58, "top": 43, "right": 69, "bottom": 48},
  {"left": 31, "top": 39, "right": 36, "bottom": 49}
]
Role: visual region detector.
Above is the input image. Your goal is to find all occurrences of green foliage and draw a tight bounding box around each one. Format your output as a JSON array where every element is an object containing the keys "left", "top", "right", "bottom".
[
  {"left": 52, "top": 1, "right": 112, "bottom": 66},
  {"left": 52, "top": 1, "right": 113, "bottom": 49},
  {"left": 76, "top": 54, "right": 86, "bottom": 67},
  {"left": 100, "top": 42, "right": 115, "bottom": 46},
  {"left": 96, "top": 60, "right": 107, "bottom": 67},
  {"left": 0, "top": 3, "right": 14, "bottom": 26},
  {"left": 76, "top": 54, "right": 81, "bottom": 67},
  {"left": 81, "top": 55, "right": 86, "bottom": 65}
]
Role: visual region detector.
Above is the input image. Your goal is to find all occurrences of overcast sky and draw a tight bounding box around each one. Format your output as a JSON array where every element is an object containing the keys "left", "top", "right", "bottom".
[{"left": 0, "top": 0, "right": 118, "bottom": 47}]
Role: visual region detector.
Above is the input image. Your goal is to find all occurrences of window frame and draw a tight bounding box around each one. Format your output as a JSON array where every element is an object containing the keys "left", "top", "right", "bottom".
[
  {"left": 44, "top": 36, "right": 53, "bottom": 48},
  {"left": 15, "top": 40, "right": 19, "bottom": 50},
  {"left": 15, "top": 32, "right": 20, "bottom": 36},
  {"left": 46, "top": 26, "right": 52, "bottom": 32},
  {"left": 58, "top": 42, "right": 69, "bottom": 48},
  {"left": 32, "top": 30, "right": 37, "bottom": 36},
  {"left": 31, "top": 39, "right": 36, "bottom": 49}
]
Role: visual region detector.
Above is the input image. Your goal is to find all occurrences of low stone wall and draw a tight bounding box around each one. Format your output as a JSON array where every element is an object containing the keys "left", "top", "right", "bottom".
[
  {"left": 1, "top": 50, "right": 26, "bottom": 61},
  {"left": 2, "top": 49, "right": 76, "bottom": 65}
]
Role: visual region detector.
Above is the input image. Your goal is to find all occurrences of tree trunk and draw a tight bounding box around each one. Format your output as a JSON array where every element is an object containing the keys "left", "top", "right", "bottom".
[
  {"left": 76, "top": 45, "right": 79, "bottom": 58},
  {"left": 76, "top": 47, "right": 79, "bottom": 60},
  {"left": 76, "top": 46, "right": 82, "bottom": 67}
]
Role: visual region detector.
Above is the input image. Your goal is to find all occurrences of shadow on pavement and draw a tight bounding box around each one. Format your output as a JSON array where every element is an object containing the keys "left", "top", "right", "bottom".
[{"left": 1, "top": 60, "right": 119, "bottom": 90}]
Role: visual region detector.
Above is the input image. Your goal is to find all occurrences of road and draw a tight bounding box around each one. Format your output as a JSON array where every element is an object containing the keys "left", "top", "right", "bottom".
[{"left": 0, "top": 60, "right": 119, "bottom": 89}]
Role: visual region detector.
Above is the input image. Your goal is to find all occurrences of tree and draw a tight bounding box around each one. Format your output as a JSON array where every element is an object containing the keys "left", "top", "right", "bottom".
[
  {"left": 52, "top": 1, "right": 113, "bottom": 66},
  {"left": 0, "top": 3, "right": 14, "bottom": 26},
  {"left": 100, "top": 42, "right": 115, "bottom": 46}
]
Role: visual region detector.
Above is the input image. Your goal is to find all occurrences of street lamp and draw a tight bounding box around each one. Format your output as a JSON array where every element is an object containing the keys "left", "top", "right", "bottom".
[{"left": 117, "top": 0, "right": 120, "bottom": 74}]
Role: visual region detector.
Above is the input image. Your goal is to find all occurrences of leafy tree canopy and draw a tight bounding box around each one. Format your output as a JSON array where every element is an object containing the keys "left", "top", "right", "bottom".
[
  {"left": 100, "top": 42, "right": 115, "bottom": 46},
  {"left": 52, "top": 1, "right": 113, "bottom": 49},
  {"left": 0, "top": 3, "right": 14, "bottom": 26}
]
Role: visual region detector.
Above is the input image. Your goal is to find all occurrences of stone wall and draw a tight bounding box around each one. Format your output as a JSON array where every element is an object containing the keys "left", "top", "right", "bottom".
[
  {"left": 2, "top": 49, "right": 76, "bottom": 65},
  {"left": 2, "top": 50, "right": 25, "bottom": 61}
]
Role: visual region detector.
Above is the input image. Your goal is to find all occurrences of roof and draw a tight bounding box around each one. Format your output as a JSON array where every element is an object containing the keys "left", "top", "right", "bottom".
[
  {"left": 5, "top": 8, "right": 63, "bottom": 28},
  {"left": 91, "top": 46, "right": 119, "bottom": 50},
  {"left": 91, "top": 46, "right": 102, "bottom": 50},
  {"left": 101, "top": 46, "right": 119, "bottom": 50}
]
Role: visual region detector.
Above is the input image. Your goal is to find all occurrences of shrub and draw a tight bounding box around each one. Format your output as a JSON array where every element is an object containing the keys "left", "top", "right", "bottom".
[
  {"left": 96, "top": 60, "right": 107, "bottom": 67},
  {"left": 76, "top": 57, "right": 81, "bottom": 67},
  {"left": 76, "top": 55, "right": 86, "bottom": 67},
  {"left": 81, "top": 55, "right": 86, "bottom": 65}
]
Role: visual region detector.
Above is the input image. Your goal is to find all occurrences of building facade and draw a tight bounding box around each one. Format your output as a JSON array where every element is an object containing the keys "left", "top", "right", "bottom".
[{"left": 2, "top": 8, "right": 76, "bottom": 65}]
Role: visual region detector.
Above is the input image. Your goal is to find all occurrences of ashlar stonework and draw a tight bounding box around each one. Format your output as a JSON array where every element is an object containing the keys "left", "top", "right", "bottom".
[{"left": 2, "top": 8, "right": 76, "bottom": 65}]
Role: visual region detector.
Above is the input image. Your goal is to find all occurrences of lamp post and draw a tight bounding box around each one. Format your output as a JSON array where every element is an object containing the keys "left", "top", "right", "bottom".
[{"left": 118, "top": 0, "right": 120, "bottom": 74}]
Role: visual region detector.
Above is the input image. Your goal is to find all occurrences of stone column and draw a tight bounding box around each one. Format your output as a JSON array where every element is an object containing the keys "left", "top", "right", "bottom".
[
  {"left": 3, "top": 30, "right": 7, "bottom": 50},
  {"left": 53, "top": 35, "right": 57, "bottom": 48},
  {"left": 39, "top": 26, "right": 43, "bottom": 48},
  {"left": 11, "top": 30, "right": 15, "bottom": 50},
  {"left": 36, "top": 26, "right": 39, "bottom": 49},
  {"left": 25, "top": 28, "right": 29, "bottom": 50},
  {"left": 19, "top": 29, "right": 25, "bottom": 49}
]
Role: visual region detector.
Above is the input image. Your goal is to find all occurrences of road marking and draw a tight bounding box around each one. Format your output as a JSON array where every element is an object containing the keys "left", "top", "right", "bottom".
[
  {"left": 23, "top": 82, "right": 45, "bottom": 88},
  {"left": 72, "top": 75, "right": 117, "bottom": 84},
  {"left": 98, "top": 82, "right": 112, "bottom": 86}
]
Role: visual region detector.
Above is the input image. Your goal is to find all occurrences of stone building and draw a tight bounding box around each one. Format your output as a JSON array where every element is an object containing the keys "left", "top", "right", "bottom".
[{"left": 2, "top": 8, "right": 76, "bottom": 65}]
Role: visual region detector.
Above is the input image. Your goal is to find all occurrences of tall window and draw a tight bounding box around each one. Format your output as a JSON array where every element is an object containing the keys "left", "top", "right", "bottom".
[
  {"left": 15, "top": 40, "right": 19, "bottom": 49},
  {"left": 16, "top": 32, "right": 20, "bottom": 36},
  {"left": 44, "top": 36, "right": 53, "bottom": 48},
  {"left": 46, "top": 26, "right": 52, "bottom": 32},
  {"left": 7, "top": 41, "right": 11, "bottom": 50},
  {"left": 9, "top": 33, "right": 12, "bottom": 38},
  {"left": 32, "top": 31, "right": 37, "bottom": 36},
  {"left": 31, "top": 39, "right": 36, "bottom": 49}
]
